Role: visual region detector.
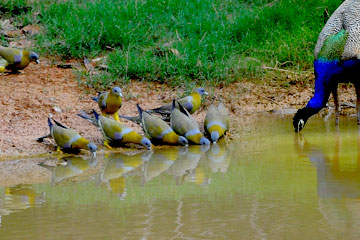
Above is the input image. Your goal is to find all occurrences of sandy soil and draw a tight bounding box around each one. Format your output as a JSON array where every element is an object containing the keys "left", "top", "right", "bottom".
[{"left": 0, "top": 59, "right": 358, "bottom": 158}]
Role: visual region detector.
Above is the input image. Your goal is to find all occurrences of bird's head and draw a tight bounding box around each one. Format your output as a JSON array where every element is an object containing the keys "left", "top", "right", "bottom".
[
  {"left": 141, "top": 137, "right": 152, "bottom": 150},
  {"left": 87, "top": 142, "right": 97, "bottom": 158},
  {"left": 111, "top": 86, "right": 123, "bottom": 97},
  {"left": 29, "top": 52, "right": 40, "bottom": 64},
  {"left": 195, "top": 88, "right": 208, "bottom": 96},
  {"left": 177, "top": 136, "right": 188, "bottom": 146},
  {"left": 199, "top": 136, "right": 210, "bottom": 145},
  {"left": 293, "top": 108, "right": 312, "bottom": 132},
  {"left": 210, "top": 131, "right": 220, "bottom": 143}
]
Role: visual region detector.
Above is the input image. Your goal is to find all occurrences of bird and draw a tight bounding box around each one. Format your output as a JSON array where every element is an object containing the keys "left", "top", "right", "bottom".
[
  {"left": 170, "top": 100, "right": 210, "bottom": 145},
  {"left": 0, "top": 56, "right": 8, "bottom": 73},
  {"left": 0, "top": 45, "right": 39, "bottom": 72},
  {"left": 204, "top": 102, "right": 229, "bottom": 143},
  {"left": 38, "top": 156, "right": 97, "bottom": 184},
  {"left": 37, "top": 118, "right": 97, "bottom": 157},
  {"left": 293, "top": 0, "right": 360, "bottom": 132},
  {"left": 78, "top": 110, "right": 152, "bottom": 150},
  {"left": 121, "top": 104, "right": 188, "bottom": 146},
  {"left": 149, "top": 87, "right": 208, "bottom": 115},
  {"left": 92, "top": 86, "right": 123, "bottom": 122}
]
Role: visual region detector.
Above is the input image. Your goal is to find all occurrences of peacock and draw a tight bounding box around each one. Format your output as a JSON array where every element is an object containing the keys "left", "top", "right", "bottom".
[{"left": 293, "top": 0, "right": 360, "bottom": 132}]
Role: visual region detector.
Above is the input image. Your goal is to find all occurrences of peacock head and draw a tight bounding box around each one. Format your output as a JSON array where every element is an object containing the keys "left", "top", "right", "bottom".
[{"left": 293, "top": 108, "right": 311, "bottom": 132}]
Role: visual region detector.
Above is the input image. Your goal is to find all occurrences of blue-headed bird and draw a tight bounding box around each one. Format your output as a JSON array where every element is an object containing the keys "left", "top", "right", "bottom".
[
  {"left": 293, "top": 1, "right": 360, "bottom": 132},
  {"left": 78, "top": 110, "right": 152, "bottom": 150},
  {"left": 121, "top": 104, "right": 188, "bottom": 146},
  {"left": 204, "top": 102, "right": 229, "bottom": 143},
  {"left": 149, "top": 88, "right": 208, "bottom": 115},
  {"left": 92, "top": 86, "right": 123, "bottom": 121},
  {"left": 0, "top": 45, "right": 39, "bottom": 72},
  {"left": 170, "top": 100, "right": 210, "bottom": 145},
  {"left": 37, "top": 118, "right": 97, "bottom": 157}
]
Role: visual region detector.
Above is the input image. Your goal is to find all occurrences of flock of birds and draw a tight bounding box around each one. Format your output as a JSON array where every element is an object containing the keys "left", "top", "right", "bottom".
[
  {"left": 34, "top": 86, "right": 230, "bottom": 157},
  {"left": 3, "top": 0, "right": 360, "bottom": 155},
  {"left": 0, "top": 43, "right": 229, "bottom": 157}
]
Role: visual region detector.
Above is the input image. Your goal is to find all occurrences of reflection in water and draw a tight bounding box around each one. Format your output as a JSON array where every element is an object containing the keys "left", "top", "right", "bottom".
[
  {"left": 0, "top": 185, "right": 45, "bottom": 225},
  {"left": 295, "top": 128, "right": 360, "bottom": 238},
  {"left": 102, "top": 151, "right": 151, "bottom": 199},
  {"left": 39, "top": 156, "right": 98, "bottom": 184},
  {"left": 294, "top": 130, "right": 360, "bottom": 198},
  {"left": 206, "top": 143, "right": 232, "bottom": 173}
]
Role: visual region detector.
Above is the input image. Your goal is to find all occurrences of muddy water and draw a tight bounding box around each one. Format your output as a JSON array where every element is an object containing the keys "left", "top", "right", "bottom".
[{"left": 1, "top": 115, "right": 360, "bottom": 239}]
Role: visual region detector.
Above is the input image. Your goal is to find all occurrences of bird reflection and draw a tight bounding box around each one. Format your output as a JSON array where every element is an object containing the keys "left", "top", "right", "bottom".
[
  {"left": 102, "top": 150, "right": 151, "bottom": 199},
  {"left": 142, "top": 147, "right": 180, "bottom": 184},
  {"left": 39, "top": 156, "right": 98, "bottom": 184},
  {"left": 183, "top": 145, "right": 211, "bottom": 186},
  {"left": 166, "top": 146, "right": 204, "bottom": 185},
  {"left": 294, "top": 128, "right": 360, "bottom": 198},
  {"left": 206, "top": 143, "right": 232, "bottom": 173},
  {"left": 0, "top": 185, "right": 45, "bottom": 220}
]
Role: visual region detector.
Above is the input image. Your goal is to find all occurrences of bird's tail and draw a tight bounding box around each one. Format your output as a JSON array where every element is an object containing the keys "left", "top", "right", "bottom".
[
  {"left": 36, "top": 118, "right": 52, "bottom": 142},
  {"left": 119, "top": 114, "right": 142, "bottom": 124},
  {"left": 47, "top": 117, "right": 53, "bottom": 131},
  {"left": 77, "top": 110, "right": 99, "bottom": 127},
  {"left": 136, "top": 104, "right": 144, "bottom": 118},
  {"left": 51, "top": 118, "right": 68, "bottom": 128},
  {"left": 171, "top": 99, "right": 176, "bottom": 111},
  {"left": 92, "top": 109, "right": 100, "bottom": 121},
  {"left": 148, "top": 107, "right": 171, "bottom": 115}
]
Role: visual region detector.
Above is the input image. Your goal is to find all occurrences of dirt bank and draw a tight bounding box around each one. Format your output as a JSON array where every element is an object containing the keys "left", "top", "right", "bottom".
[{"left": 0, "top": 60, "right": 357, "bottom": 158}]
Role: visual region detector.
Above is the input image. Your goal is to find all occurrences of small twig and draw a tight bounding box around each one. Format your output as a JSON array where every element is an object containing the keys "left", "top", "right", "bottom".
[
  {"left": 125, "top": 22, "right": 141, "bottom": 35},
  {"left": 198, "top": 32, "right": 207, "bottom": 45},
  {"left": 176, "top": 30, "right": 183, "bottom": 43},
  {"left": 262, "top": 66, "right": 312, "bottom": 74},
  {"left": 97, "top": 21, "right": 104, "bottom": 44},
  {"left": 212, "top": 2, "right": 218, "bottom": 15}
]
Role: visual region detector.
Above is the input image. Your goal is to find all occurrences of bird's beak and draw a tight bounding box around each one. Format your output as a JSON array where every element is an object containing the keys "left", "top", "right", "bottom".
[
  {"left": 120, "top": 92, "right": 123, "bottom": 97},
  {"left": 35, "top": 60, "right": 40, "bottom": 64},
  {"left": 92, "top": 152, "right": 97, "bottom": 158},
  {"left": 296, "top": 119, "right": 304, "bottom": 133},
  {"left": 204, "top": 91, "right": 208, "bottom": 96}
]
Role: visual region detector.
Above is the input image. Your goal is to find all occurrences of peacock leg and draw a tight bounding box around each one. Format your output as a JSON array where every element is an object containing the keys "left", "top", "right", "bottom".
[
  {"left": 355, "top": 83, "right": 360, "bottom": 125},
  {"left": 332, "top": 83, "right": 340, "bottom": 125}
]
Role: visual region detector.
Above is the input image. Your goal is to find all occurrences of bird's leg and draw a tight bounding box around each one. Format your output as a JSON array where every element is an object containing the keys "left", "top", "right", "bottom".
[
  {"left": 355, "top": 83, "right": 360, "bottom": 125},
  {"left": 104, "top": 140, "right": 112, "bottom": 149},
  {"left": 113, "top": 112, "right": 120, "bottom": 122},
  {"left": 56, "top": 147, "right": 64, "bottom": 154},
  {"left": 332, "top": 84, "right": 340, "bottom": 125}
]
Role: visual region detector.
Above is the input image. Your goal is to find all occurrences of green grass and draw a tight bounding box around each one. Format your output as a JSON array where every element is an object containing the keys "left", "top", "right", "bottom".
[{"left": 1, "top": 0, "right": 343, "bottom": 88}]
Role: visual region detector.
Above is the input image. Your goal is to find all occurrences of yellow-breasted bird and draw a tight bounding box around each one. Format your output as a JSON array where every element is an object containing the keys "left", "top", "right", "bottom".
[
  {"left": 170, "top": 100, "right": 210, "bottom": 145},
  {"left": 204, "top": 102, "right": 229, "bottom": 143},
  {"left": 78, "top": 110, "right": 152, "bottom": 150},
  {"left": 0, "top": 45, "right": 39, "bottom": 71},
  {"left": 149, "top": 87, "right": 208, "bottom": 115},
  {"left": 0, "top": 56, "right": 8, "bottom": 73},
  {"left": 37, "top": 118, "right": 97, "bottom": 157},
  {"left": 92, "top": 86, "right": 123, "bottom": 121},
  {"left": 121, "top": 104, "right": 188, "bottom": 146}
]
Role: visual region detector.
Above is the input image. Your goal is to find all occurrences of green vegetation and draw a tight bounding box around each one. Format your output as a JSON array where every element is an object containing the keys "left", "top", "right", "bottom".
[{"left": 1, "top": 0, "right": 343, "bottom": 87}]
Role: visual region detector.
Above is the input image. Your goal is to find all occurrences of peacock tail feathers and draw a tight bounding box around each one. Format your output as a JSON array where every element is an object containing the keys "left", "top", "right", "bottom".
[{"left": 318, "top": 29, "right": 348, "bottom": 61}]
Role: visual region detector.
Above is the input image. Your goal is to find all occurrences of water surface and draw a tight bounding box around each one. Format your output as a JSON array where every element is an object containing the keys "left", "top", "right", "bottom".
[{"left": 1, "top": 115, "right": 360, "bottom": 239}]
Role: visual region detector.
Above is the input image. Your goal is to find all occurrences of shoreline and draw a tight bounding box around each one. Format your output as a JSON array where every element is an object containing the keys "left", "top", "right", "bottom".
[{"left": 0, "top": 60, "right": 358, "bottom": 158}]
